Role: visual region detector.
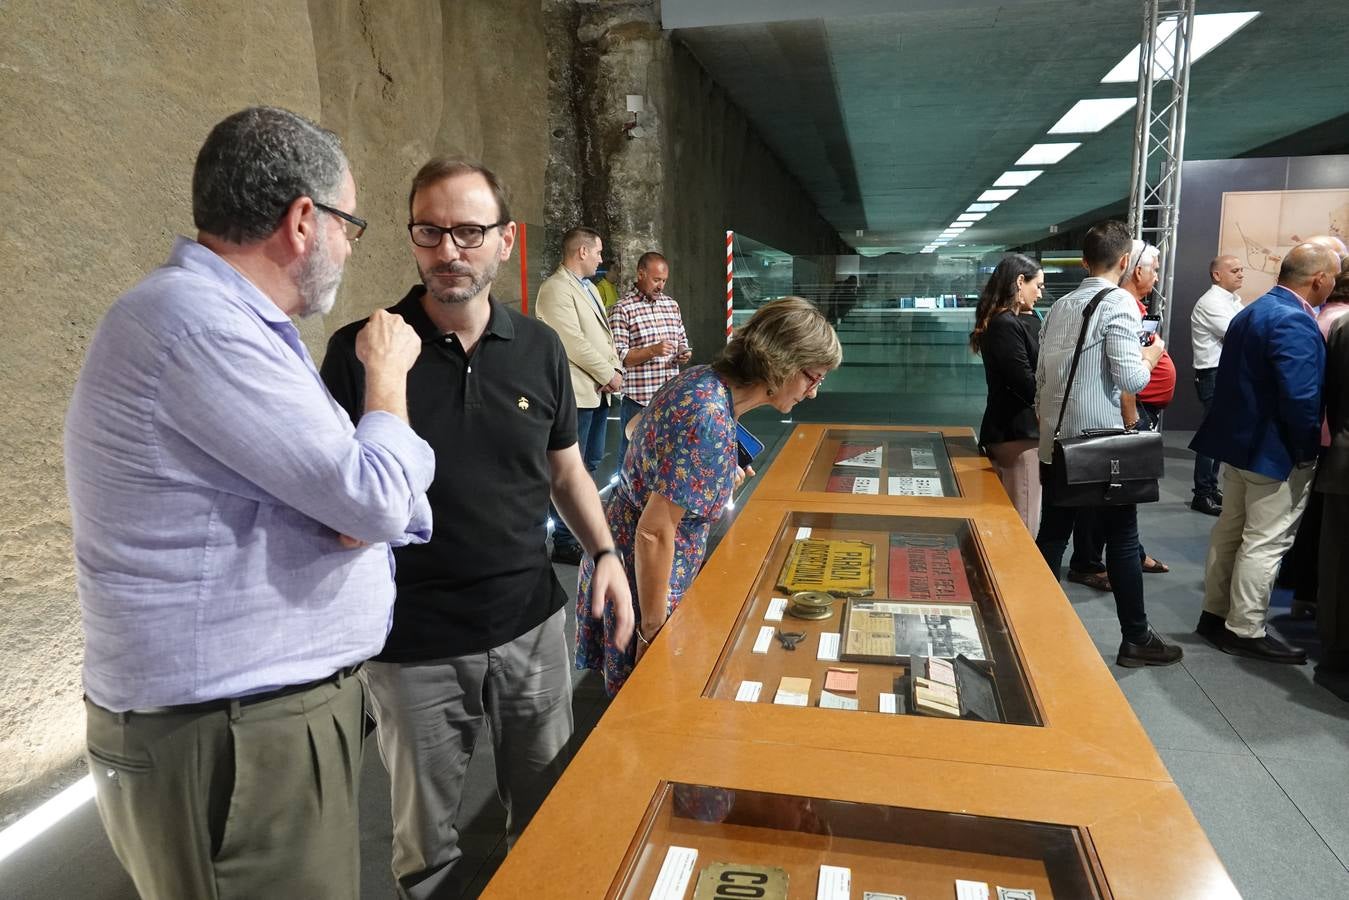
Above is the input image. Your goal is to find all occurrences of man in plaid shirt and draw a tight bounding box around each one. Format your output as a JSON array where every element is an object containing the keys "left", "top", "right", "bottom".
[{"left": 609, "top": 251, "right": 692, "bottom": 463}]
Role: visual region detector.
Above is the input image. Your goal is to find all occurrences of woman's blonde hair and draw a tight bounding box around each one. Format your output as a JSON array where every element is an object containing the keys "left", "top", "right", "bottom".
[{"left": 712, "top": 297, "right": 842, "bottom": 391}]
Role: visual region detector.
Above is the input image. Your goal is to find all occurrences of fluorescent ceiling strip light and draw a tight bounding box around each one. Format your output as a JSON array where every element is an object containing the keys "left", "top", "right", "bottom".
[
  {"left": 1015, "top": 143, "right": 1081, "bottom": 165},
  {"left": 957, "top": 213, "right": 986, "bottom": 222},
  {"left": 978, "top": 189, "right": 1017, "bottom": 202},
  {"left": 1101, "top": 12, "right": 1261, "bottom": 83},
  {"left": 994, "top": 169, "right": 1043, "bottom": 187},
  {"left": 0, "top": 775, "right": 96, "bottom": 864},
  {"left": 966, "top": 202, "right": 999, "bottom": 213},
  {"left": 947, "top": 222, "right": 970, "bottom": 229},
  {"left": 1048, "top": 98, "right": 1136, "bottom": 134}
]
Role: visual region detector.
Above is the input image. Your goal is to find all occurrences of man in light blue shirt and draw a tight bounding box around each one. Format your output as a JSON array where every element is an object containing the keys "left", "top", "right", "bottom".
[
  {"left": 1033, "top": 220, "right": 1180, "bottom": 669},
  {"left": 65, "top": 107, "right": 434, "bottom": 900}
]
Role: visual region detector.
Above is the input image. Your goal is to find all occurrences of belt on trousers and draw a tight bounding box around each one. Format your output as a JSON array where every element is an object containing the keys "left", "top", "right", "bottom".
[{"left": 113, "top": 663, "right": 363, "bottom": 717}]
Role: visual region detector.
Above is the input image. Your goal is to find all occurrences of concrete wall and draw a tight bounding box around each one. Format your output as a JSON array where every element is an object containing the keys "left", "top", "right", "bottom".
[
  {"left": 560, "top": 1, "right": 849, "bottom": 358},
  {"left": 0, "top": 0, "right": 547, "bottom": 808},
  {"left": 0, "top": 0, "right": 837, "bottom": 807}
]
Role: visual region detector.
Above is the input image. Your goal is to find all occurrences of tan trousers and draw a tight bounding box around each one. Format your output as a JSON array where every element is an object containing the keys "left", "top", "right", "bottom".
[
  {"left": 1203, "top": 463, "right": 1315, "bottom": 638},
  {"left": 987, "top": 439, "right": 1041, "bottom": 537},
  {"left": 86, "top": 673, "right": 366, "bottom": 900}
]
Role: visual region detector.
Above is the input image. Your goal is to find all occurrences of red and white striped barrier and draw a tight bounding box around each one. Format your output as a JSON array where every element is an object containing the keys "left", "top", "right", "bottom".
[{"left": 725, "top": 230, "right": 734, "bottom": 342}]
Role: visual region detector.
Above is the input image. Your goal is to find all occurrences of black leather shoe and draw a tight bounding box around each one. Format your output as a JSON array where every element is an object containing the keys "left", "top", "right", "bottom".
[
  {"left": 1190, "top": 496, "right": 1222, "bottom": 516},
  {"left": 1117, "top": 628, "right": 1184, "bottom": 668},
  {"left": 1195, "top": 611, "right": 1225, "bottom": 648},
  {"left": 1314, "top": 668, "right": 1349, "bottom": 702},
  {"left": 1290, "top": 599, "right": 1317, "bottom": 620},
  {"left": 549, "top": 543, "right": 583, "bottom": 566},
  {"left": 1219, "top": 628, "right": 1307, "bottom": 664}
]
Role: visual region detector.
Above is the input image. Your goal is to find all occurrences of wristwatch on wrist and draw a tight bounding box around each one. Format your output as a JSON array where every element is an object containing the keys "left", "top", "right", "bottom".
[{"left": 592, "top": 547, "right": 616, "bottom": 563}]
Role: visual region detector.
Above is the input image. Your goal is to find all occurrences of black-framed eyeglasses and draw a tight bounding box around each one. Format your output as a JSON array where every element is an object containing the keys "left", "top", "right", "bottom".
[
  {"left": 408, "top": 221, "right": 508, "bottom": 250},
  {"left": 314, "top": 202, "right": 367, "bottom": 243},
  {"left": 802, "top": 369, "right": 827, "bottom": 390}
]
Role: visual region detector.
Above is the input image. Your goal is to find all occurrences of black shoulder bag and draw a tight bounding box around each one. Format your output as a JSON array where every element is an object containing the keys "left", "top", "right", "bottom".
[{"left": 1045, "top": 288, "right": 1164, "bottom": 506}]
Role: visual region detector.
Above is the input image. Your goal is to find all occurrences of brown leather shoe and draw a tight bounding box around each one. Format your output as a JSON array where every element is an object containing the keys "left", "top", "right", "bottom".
[
  {"left": 1117, "top": 628, "right": 1184, "bottom": 668},
  {"left": 1219, "top": 628, "right": 1307, "bottom": 665}
]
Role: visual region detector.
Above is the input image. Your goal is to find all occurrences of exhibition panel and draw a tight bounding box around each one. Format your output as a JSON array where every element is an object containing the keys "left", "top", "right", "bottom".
[{"left": 481, "top": 730, "right": 1237, "bottom": 900}]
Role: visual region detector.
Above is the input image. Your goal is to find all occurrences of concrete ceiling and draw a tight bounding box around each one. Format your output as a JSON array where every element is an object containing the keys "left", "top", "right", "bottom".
[{"left": 666, "top": 0, "right": 1349, "bottom": 254}]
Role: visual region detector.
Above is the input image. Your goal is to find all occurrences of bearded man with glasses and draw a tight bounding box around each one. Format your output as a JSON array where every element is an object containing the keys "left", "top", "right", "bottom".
[{"left": 321, "top": 158, "right": 629, "bottom": 899}]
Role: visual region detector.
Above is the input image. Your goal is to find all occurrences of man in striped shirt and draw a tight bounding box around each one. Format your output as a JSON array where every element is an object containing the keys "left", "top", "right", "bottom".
[
  {"left": 1033, "top": 220, "right": 1180, "bottom": 668},
  {"left": 609, "top": 251, "right": 691, "bottom": 463}
]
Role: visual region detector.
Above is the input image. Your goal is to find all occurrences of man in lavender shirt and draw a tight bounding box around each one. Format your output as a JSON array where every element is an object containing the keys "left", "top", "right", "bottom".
[{"left": 64, "top": 107, "right": 435, "bottom": 900}]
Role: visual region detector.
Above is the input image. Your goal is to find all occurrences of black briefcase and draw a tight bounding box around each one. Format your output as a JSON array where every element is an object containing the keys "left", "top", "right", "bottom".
[
  {"left": 1049, "top": 428, "right": 1163, "bottom": 506},
  {"left": 1044, "top": 288, "right": 1164, "bottom": 507}
]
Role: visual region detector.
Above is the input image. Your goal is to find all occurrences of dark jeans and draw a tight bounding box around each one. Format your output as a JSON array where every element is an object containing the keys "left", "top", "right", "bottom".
[
  {"left": 1136, "top": 400, "right": 1163, "bottom": 433},
  {"left": 551, "top": 404, "right": 610, "bottom": 552},
  {"left": 1069, "top": 507, "right": 1150, "bottom": 572},
  {"left": 1193, "top": 368, "right": 1220, "bottom": 501},
  {"left": 616, "top": 395, "right": 644, "bottom": 472},
  {"left": 1037, "top": 467, "right": 1149, "bottom": 642},
  {"left": 1284, "top": 446, "right": 1327, "bottom": 603}
]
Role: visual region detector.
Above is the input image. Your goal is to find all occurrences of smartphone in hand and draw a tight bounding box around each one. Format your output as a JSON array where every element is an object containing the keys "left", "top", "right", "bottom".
[
  {"left": 735, "top": 421, "right": 764, "bottom": 470},
  {"left": 1140, "top": 314, "right": 1161, "bottom": 345}
]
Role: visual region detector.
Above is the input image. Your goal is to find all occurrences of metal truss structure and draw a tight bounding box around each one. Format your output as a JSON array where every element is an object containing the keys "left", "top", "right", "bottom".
[{"left": 1126, "top": 0, "right": 1195, "bottom": 319}]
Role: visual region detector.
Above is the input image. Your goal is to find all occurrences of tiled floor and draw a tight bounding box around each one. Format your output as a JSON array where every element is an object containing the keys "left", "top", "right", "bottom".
[{"left": 9, "top": 313, "right": 1349, "bottom": 898}]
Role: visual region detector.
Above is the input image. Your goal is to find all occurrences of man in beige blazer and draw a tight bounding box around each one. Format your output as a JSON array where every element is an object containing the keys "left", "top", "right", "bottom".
[{"left": 536, "top": 226, "right": 623, "bottom": 564}]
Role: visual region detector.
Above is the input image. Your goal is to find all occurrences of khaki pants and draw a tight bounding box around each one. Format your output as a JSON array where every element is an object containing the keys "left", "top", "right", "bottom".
[
  {"left": 986, "top": 439, "right": 1041, "bottom": 537},
  {"left": 1203, "top": 463, "right": 1315, "bottom": 638},
  {"left": 85, "top": 672, "right": 366, "bottom": 900},
  {"left": 365, "top": 607, "right": 573, "bottom": 900}
]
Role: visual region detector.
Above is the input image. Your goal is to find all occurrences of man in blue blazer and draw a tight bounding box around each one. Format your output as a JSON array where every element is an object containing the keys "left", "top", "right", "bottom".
[{"left": 1191, "top": 243, "right": 1340, "bottom": 663}]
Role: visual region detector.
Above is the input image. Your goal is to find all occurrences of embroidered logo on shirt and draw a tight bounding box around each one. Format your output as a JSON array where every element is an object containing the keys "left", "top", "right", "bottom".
[{"left": 517, "top": 396, "right": 530, "bottom": 411}]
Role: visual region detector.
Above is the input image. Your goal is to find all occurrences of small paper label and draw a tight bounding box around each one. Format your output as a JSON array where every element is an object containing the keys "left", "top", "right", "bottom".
[
  {"left": 817, "top": 865, "right": 852, "bottom": 900},
  {"left": 997, "top": 889, "right": 1036, "bottom": 900},
  {"left": 818, "top": 689, "right": 859, "bottom": 710},
  {"left": 751, "top": 625, "right": 775, "bottom": 654},
  {"left": 765, "top": 597, "right": 788, "bottom": 622},
  {"left": 879, "top": 692, "right": 898, "bottom": 714},
  {"left": 796, "top": 526, "right": 813, "bottom": 539},
  {"left": 911, "top": 447, "right": 937, "bottom": 469},
  {"left": 956, "top": 880, "right": 991, "bottom": 900},
  {"left": 817, "top": 632, "right": 841, "bottom": 661},
  {"left": 735, "top": 681, "right": 762, "bottom": 702},
  {"left": 648, "top": 846, "right": 698, "bottom": 900},
  {"left": 864, "top": 893, "right": 906, "bottom": 900},
  {"left": 774, "top": 676, "right": 811, "bottom": 706}
]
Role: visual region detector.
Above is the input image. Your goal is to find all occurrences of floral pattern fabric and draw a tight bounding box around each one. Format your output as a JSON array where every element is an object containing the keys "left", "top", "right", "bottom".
[{"left": 575, "top": 366, "right": 736, "bottom": 696}]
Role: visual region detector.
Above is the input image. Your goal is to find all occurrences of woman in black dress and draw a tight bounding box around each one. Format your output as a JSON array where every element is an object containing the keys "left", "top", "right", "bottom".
[{"left": 970, "top": 254, "right": 1044, "bottom": 534}]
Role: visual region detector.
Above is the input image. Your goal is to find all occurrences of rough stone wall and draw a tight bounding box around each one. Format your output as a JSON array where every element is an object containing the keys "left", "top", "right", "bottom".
[
  {"left": 0, "top": 0, "right": 548, "bottom": 808},
  {"left": 571, "top": 1, "right": 848, "bottom": 357}
]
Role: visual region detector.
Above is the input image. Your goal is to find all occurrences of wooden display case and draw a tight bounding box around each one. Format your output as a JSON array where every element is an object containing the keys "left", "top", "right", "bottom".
[
  {"left": 700, "top": 511, "right": 1037, "bottom": 725},
  {"left": 752, "top": 424, "right": 1006, "bottom": 507},
  {"left": 599, "top": 501, "right": 1170, "bottom": 782},
  {"left": 479, "top": 424, "right": 1232, "bottom": 899},
  {"left": 481, "top": 730, "right": 1238, "bottom": 900}
]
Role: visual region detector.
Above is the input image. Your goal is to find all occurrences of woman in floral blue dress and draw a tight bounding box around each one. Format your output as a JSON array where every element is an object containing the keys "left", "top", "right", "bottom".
[{"left": 576, "top": 297, "right": 842, "bottom": 696}]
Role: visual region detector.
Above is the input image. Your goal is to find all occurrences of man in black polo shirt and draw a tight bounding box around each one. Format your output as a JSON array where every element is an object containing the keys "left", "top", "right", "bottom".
[{"left": 321, "top": 159, "right": 630, "bottom": 900}]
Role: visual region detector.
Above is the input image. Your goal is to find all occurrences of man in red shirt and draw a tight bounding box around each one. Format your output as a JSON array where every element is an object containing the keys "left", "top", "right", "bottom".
[{"left": 1122, "top": 242, "right": 1176, "bottom": 430}]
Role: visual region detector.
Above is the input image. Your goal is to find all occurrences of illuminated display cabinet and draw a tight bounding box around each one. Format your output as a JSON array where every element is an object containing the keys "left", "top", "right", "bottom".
[{"left": 480, "top": 425, "right": 1239, "bottom": 900}]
